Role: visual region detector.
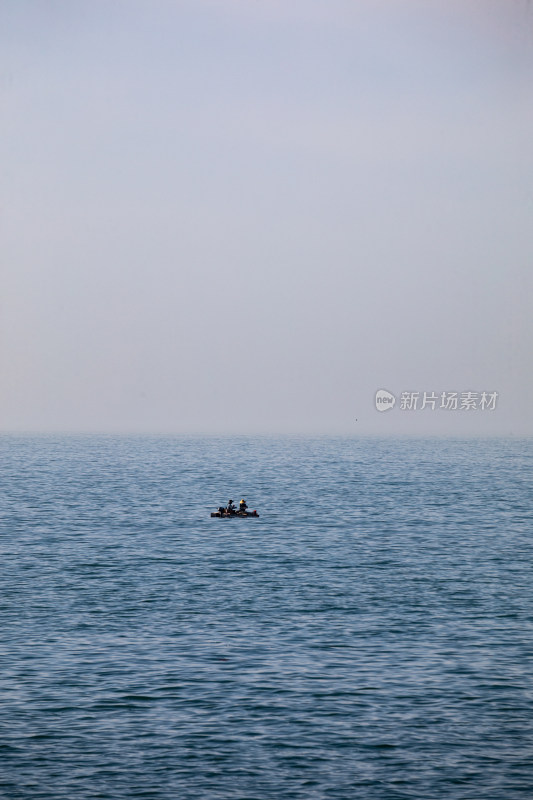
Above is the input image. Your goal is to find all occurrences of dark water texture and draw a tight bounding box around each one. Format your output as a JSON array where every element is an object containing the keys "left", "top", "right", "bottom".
[{"left": 1, "top": 435, "right": 532, "bottom": 799}]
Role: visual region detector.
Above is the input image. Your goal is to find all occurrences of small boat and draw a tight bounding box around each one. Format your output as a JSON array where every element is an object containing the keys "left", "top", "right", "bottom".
[{"left": 211, "top": 508, "right": 259, "bottom": 518}]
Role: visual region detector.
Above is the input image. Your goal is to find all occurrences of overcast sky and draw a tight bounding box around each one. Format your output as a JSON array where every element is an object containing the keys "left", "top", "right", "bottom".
[{"left": 2, "top": 0, "right": 532, "bottom": 435}]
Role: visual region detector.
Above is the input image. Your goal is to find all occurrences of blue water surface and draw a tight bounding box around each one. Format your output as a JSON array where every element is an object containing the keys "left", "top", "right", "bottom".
[{"left": 1, "top": 435, "right": 532, "bottom": 799}]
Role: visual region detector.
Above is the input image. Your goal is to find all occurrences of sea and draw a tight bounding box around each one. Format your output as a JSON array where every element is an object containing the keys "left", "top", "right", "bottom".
[{"left": 1, "top": 435, "right": 532, "bottom": 800}]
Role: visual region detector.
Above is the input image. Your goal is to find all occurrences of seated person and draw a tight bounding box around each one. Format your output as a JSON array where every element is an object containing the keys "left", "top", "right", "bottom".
[
  {"left": 227, "top": 499, "right": 236, "bottom": 514},
  {"left": 239, "top": 499, "right": 248, "bottom": 512}
]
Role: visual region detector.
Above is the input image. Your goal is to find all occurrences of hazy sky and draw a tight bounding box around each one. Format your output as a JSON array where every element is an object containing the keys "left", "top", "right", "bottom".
[{"left": 2, "top": 0, "right": 532, "bottom": 434}]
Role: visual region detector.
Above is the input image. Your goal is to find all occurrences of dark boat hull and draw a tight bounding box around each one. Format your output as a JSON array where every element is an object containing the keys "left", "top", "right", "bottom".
[{"left": 211, "top": 510, "right": 259, "bottom": 518}]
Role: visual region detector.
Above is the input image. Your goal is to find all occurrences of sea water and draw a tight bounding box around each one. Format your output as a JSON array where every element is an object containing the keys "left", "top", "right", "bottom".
[{"left": 1, "top": 435, "right": 532, "bottom": 799}]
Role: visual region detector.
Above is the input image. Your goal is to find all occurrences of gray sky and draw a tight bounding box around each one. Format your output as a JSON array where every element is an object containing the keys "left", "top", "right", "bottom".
[{"left": 2, "top": 0, "right": 532, "bottom": 435}]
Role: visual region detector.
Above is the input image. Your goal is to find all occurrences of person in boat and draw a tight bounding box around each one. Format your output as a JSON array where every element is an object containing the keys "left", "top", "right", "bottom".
[
  {"left": 226, "top": 499, "right": 236, "bottom": 514},
  {"left": 239, "top": 499, "right": 248, "bottom": 513}
]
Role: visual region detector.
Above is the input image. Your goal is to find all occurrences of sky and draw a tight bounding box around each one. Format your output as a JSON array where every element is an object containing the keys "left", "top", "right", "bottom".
[{"left": 1, "top": 0, "right": 532, "bottom": 435}]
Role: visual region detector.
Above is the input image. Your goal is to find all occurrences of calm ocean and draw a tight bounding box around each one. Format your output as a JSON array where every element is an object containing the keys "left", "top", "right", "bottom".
[{"left": 1, "top": 435, "right": 532, "bottom": 800}]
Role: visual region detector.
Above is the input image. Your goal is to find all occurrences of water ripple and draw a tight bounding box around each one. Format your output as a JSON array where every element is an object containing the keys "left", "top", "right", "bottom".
[{"left": 0, "top": 435, "right": 532, "bottom": 799}]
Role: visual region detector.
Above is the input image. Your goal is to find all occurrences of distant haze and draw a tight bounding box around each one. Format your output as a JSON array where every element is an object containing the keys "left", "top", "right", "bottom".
[{"left": 2, "top": 0, "right": 532, "bottom": 435}]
